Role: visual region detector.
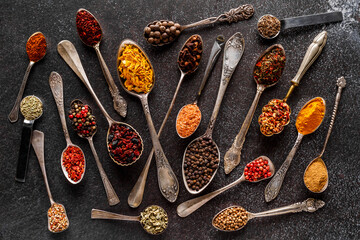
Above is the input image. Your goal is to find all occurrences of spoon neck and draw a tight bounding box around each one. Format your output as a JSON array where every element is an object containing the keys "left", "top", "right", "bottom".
[
  {"left": 91, "top": 209, "right": 140, "bottom": 221},
  {"left": 283, "top": 84, "right": 296, "bottom": 102}
]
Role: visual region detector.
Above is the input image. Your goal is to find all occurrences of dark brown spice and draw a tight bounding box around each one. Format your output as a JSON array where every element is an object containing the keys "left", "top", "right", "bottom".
[
  {"left": 177, "top": 35, "right": 203, "bottom": 73},
  {"left": 257, "top": 15, "right": 281, "bottom": 39}
]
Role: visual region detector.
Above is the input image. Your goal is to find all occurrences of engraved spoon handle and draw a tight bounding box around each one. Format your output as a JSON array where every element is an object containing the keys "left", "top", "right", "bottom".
[
  {"left": 264, "top": 133, "right": 304, "bottom": 202},
  {"left": 88, "top": 137, "right": 120, "bottom": 206},
  {"left": 8, "top": 61, "right": 35, "bottom": 123},
  {"left": 94, "top": 45, "right": 127, "bottom": 118},
  {"left": 48, "top": 72, "right": 72, "bottom": 146},
  {"left": 31, "top": 130, "right": 55, "bottom": 205},
  {"left": 224, "top": 84, "right": 266, "bottom": 174},
  {"left": 91, "top": 209, "right": 140, "bottom": 221}
]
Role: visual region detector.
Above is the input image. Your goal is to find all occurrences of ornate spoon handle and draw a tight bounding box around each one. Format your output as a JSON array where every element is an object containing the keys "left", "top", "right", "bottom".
[{"left": 91, "top": 209, "right": 140, "bottom": 221}]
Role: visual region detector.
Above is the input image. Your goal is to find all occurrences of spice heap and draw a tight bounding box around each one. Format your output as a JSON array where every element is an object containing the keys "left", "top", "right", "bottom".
[
  {"left": 140, "top": 205, "right": 168, "bottom": 235},
  {"left": 184, "top": 137, "right": 219, "bottom": 191},
  {"left": 26, "top": 32, "right": 46, "bottom": 62},
  {"left": 304, "top": 158, "right": 328, "bottom": 192},
  {"left": 254, "top": 46, "right": 286, "bottom": 85},
  {"left": 244, "top": 157, "right": 272, "bottom": 181},
  {"left": 20, "top": 95, "right": 43, "bottom": 120},
  {"left": 257, "top": 15, "right": 281, "bottom": 39},
  {"left": 176, "top": 104, "right": 201, "bottom": 138},
  {"left": 118, "top": 44, "right": 154, "bottom": 93},
  {"left": 144, "top": 21, "right": 181, "bottom": 45},
  {"left": 296, "top": 97, "right": 325, "bottom": 135},
  {"left": 108, "top": 123, "right": 142, "bottom": 165},
  {"left": 68, "top": 101, "right": 97, "bottom": 138},
  {"left": 213, "top": 206, "right": 248, "bottom": 231},
  {"left": 258, "top": 99, "right": 291, "bottom": 136},
  {"left": 62, "top": 146, "right": 85, "bottom": 182},
  {"left": 47, "top": 203, "right": 69, "bottom": 233},
  {"left": 178, "top": 35, "right": 203, "bottom": 73},
  {"left": 76, "top": 9, "right": 102, "bottom": 46}
]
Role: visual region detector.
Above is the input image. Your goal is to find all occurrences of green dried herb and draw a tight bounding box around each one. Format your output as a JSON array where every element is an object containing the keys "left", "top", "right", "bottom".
[
  {"left": 140, "top": 205, "right": 168, "bottom": 235},
  {"left": 20, "top": 95, "right": 43, "bottom": 120}
]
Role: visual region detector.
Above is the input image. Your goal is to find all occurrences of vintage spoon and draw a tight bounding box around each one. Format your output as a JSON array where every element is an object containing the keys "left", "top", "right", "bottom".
[
  {"left": 116, "top": 39, "right": 179, "bottom": 202},
  {"left": 49, "top": 72, "right": 86, "bottom": 184},
  {"left": 265, "top": 97, "right": 326, "bottom": 202},
  {"left": 176, "top": 35, "right": 225, "bottom": 139},
  {"left": 304, "top": 77, "right": 346, "bottom": 193},
  {"left": 91, "top": 205, "right": 168, "bottom": 235},
  {"left": 212, "top": 198, "right": 325, "bottom": 232},
  {"left": 76, "top": 8, "right": 127, "bottom": 117},
  {"left": 15, "top": 95, "right": 43, "bottom": 182},
  {"left": 224, "top": 44, "right": 286, "bottom": 175},
  {"left": 258, "top": 31, "right": 327, "bottom": 136},
  {"left": 8, "top": 32, "right": 47, "bottom": 123},
  {"left": 57, "top": 40, "right": 143, "bottom": 166},
  {"left": 181, "top": 32, "right": 245, "bottom": 195},
  {"left": 177, "top": 156, "right": 274, "bottom": 217},
  {"left": 31, "top": 130, "right": 70, "bottom": 233},
  {"left": 143, "top": 4, "right": 254, "bottom": 46},
  {"left": 69, "top": 99, "right": 120, "bottom": 205},
  {"left": 257, "top": 12, "right": 342, "bottom": 39}
]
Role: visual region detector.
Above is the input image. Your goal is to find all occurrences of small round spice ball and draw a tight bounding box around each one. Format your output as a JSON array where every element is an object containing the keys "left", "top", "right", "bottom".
[
  {"left": 144, "top": 20, "right": 182, "bottom": 46},
  {"left": 213, "top": 206, "right": 248, "bottom": 231}
]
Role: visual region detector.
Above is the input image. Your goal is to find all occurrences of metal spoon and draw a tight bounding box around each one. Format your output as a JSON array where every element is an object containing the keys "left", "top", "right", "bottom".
[
  {"left": 31, "top": 130, "right": 70, "bottom": 233},
  {"left": 116, "top": 39, "right": 178, "bottom": 202},
  {"left": 224, "top": 44, "right": 286, "bottom": 175},
  {"left": 91, "top": 205, "right": 168, "bottom": 235},
  {"left": 15, "top": 95, "right": 43, "bottom": 182},
  {"left": 176, "top": 35, "right": 225, "bottom": 139},
  {"left": 304, "top": 77, "right": 346, "bottom": 193},
  {"left": 8, "top": 32, "right": 47, "bottom": 123},
  {"left": 177, "top": 156, "right": 274, "bottom": 217},
  {"left": 57, "top": 40, "right": 143, "bottom": 166},
  {"left": 181, "top": 32, "right": 245, "bottom": 195},
  {"left": 258, "top": 31, "right": 327, "bottom": 137},
  {"left": 69, "top": 100, "right": 120, "bottom": 205},
  {"left": 144, "top": 4, "right": 254, "bottom": 46},
  {"left": 76, "top": 8, "right": 127, "bottom": 117},
  {"left": 265, "top": 97, "right": 326, "bottom": 202},
  {"left": 257, "top": 12, "right": 342, "bottom": 39},
  {"left": 212, "top": 198, "right": 324, "bottom": 232},
  {"left": 49, "top": 72, "right": 86, "bottom": 184}
]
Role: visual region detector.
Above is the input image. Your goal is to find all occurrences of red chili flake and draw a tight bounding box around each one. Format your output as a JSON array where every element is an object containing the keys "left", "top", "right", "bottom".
[
  {"left": 244, "top": 157, "right": 271, "bottom": 182},
  {"left": 76, "top": 10, "right": 102, "bottom": 46},
  {"left": 258, "top": 99, "right": 290, "bottom": 136},
  {"left": 62, "top": 146, "right": 85, "bottom": 182}
]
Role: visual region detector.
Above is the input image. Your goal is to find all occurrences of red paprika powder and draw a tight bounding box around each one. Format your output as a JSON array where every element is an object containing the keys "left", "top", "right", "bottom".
[
  {"left": 26, "top": 32, "right": 46, "bottom": 62},
  {"left": 62, "top": 146, "right": 85, "bottom": 182},
  {"left": 76, "top": 9, "right": 102, "bottom": 46}
]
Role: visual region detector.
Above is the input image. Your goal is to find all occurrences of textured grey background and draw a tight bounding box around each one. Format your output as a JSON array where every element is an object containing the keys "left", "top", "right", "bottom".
[{"left": 1, "top": 0, "right": 359, "bottom": 239}]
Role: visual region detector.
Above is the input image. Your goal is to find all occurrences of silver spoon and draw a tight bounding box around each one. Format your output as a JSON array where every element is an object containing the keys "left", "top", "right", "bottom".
[
  {"left": 265, "top": 97, "right": 326, "bottom": 202},
  {"left": 76, "top": 8, "right": 127, "bottom": 117},
  {"left": 181, "top": 32, "right": 245, "bottom": 195},
  {"left": 69, "top": 99, "right": 120, "bottom": 205},
  {"left": 224, "top": 44, "right": 286, "bottom": 175},
  {"left": 212, "top": 198, "right": 325, "bottom": 232},
  {"left": 49, "top": 72, "right": 86, "bottom": 184},
  {"left": 15, "top": 95, "right": 43, "bottom": 182},
  {"left": 304, "top": 77, "right": 346, "bottom": 193},
  {"left": 176, "top": 35, "right": 225, "bottom": 139},
  {"left": 177, "top": 156, "right": 274, "bottom": 217},
  {"left": 57, "top": 40, "right": 143, "bottom": 166},
  {"left": 31, "top": 130, "right": 70, "bottom": 233},
  {"left": 8, "top": 32, "right": 47, "bottom": 123},
  {"left": 116, "top": 39, "right": 179, "bottom": 202}
]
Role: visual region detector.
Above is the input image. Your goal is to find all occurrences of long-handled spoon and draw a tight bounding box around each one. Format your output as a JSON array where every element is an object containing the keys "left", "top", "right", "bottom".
[
  {"left": 181, "top": 32, "right": 245, "bottom": 195},
  {"left": 116, "top": 39, "right": 178, "bottom": 202},
  {"left": 224, "top": 44, "right": 286, "bottom": 174},
  {"left": 69, "top": 100, "right": 120, "bottom": 205},
  {"left": 177, "top": 156, "right": 274, "bottom": 217},
  {"left": 57, "top": 40, "right": 143, "bottom": 166},
  {"left": 212, "top": 198, "right": 324, "bottom": 232},
  {"left": 8, "top": 32, "right": 47, "bottom": 123},
  {"left": 76, "top": 8, "right": 127, "bottom": 117},
  {"left": 143, "top": 4, "right": 254, "bottom": 46},
  {"left": 176, "top": 35, "right": 225, "bottom": 138},
  {"left": 304, "top": 77, "right": 346, "bottom": 193},
  {"left": 258, "top": 31, "right": 327, "bottom": 137},
  {"left": 265, "top": 97, "right": 326, "bottom": 202},
  {"left": 15, "top": 95, "right": 43, "bottom": 182},
  {"left": 31, "top": 130, "right": 69, "bottom": 233},
  {"left": 49, "top": 72, "right": 86, "bottom": 184}
]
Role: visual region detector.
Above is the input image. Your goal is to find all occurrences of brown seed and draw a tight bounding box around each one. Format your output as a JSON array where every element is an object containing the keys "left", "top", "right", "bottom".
[
  {"left": 160, "top": 26, "right": 166, "bottom": 32},
  {"left": 175, "top": 30, "right": 181, "bottom": 36},
  {"left": 154, "top": 31, "right": 161, "bottom": 38},
  {"left": 174, "top": 23, "right": 181, "bottom": 29},
  {"left": 144, "top": 27, "right": 151, "bottom": 35}
]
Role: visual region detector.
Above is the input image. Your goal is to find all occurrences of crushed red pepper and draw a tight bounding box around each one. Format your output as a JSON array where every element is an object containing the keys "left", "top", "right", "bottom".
[
  {"left": 76, "top": 9, "right": 102, "bottom": 46},
  {"left": 62, "top": 146, "right": 85, "bottom": 182}
]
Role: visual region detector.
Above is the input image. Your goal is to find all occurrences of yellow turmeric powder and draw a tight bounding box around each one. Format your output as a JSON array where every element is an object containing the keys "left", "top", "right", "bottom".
[{"left": 296, "top": 97, "right": 325, "bottom": 135}]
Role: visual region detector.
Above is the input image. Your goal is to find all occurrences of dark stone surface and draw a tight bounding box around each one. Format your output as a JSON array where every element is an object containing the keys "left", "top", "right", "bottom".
[{"left": 1, "top": 0, "right": 359, "bottom": 239}]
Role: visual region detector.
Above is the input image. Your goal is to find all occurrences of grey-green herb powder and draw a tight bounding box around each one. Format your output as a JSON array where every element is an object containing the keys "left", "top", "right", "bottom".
[
  {"left": 20, "top": 95, "right": 43, "bottom": 120},
  {"left": 140, "top": 205, "right": 168, "bottom": 235}
]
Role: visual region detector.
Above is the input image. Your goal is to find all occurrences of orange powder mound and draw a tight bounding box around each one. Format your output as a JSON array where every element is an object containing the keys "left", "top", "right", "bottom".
[{"left": 176, "top": 104, "right": 201, "bottom": 138}]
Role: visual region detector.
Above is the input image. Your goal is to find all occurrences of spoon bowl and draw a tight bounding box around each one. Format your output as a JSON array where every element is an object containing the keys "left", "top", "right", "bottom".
[
  {"left": 76, "top": 8, "right": 103, "bottom": 47},
  {"left": 70, "top": 99, "right": 98, "bottom": 138},
  {"left": 304, "top": 157, "right": 328, "bottom": 193},
  {"left": 26, "top": 32, "right": 47, "bottom": 62},
  {"left": 60, "top": 144, "right": 86, "bottom": 184},
  {"left": 212, "top": 205, "right": 249, "bottom": 232},
  {"left": 257, "top": 14, "right": 281, "bottom": 39},
  {"left": 47, "top": 203, "right": 70, "bottom": 233},
  {"left": 176, "top": 103, "right": 202, "bottom": 139},
  {"left": 295, "top": 97, "right": 326, "bottom": 135}
]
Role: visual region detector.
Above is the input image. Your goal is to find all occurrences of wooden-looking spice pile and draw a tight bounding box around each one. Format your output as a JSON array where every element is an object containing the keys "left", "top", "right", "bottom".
[
  {"left": 304, "top": 158, "right": 328, "bottom": 192},
  {"left": 20, "top": 95, "right": 43, "bottom": 120},
  {"left": 176, "top": 104, "right": 201, "bottom": 138},
  {"left": 213, "top": 206, "right": 248, "bottom": 231},
  {"left": 62, "top": 146, "right": 85, "bottom": 182},
  {"left": 68, "top": 101, "right": 97, "bottom": 138},
  {"left": 26, "top": 32, "right": 46, "bottom": 62},
  {"left": 257, "top": 15, "right": 281, "bottom": 39},
  {"left": 258, "top": 99, "right": 290, "bottom": 136},
  {"left": 144, "top": 21, "right": 181, "bottom": 46},
  {"left": 178, "top": 35, "right": 203, "bottom": 73},
  {"left": 140, "top": 205, "right": 168, "bottom": 235},
  {"left": 76, "top": 10, "right": 102, "bottom": 46},
  {"left": 296, "top": 97, "right": 325, "bottom": 135},
  {"left": 47, "top": 203, "right": 69, "bottom": 233}
]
